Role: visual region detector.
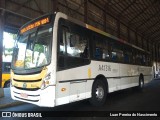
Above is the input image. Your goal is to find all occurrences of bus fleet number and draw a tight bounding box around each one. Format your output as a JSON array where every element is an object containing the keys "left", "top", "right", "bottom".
[{"left": 99, "top": 65, "right": 111, "bottom": 71}]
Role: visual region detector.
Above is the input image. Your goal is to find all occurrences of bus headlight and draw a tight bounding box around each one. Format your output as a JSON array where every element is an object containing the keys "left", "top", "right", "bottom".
[
  {"left": 41, "top": 73, "right": 51, "bottom": 89},
  {"left": 44, "top": 73, "right": 51, "bottom": 81}
]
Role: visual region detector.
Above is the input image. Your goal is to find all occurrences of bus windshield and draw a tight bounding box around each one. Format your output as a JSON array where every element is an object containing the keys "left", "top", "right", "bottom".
[{"left": 12, "top": 26, "right": 53, "bottom": 69}]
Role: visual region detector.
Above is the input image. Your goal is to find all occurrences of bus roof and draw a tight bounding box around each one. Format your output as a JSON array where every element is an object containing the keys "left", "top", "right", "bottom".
[
  {"left": 18, "top": 12, "right": 150, "bottom": 54},
  {"left": 61, "top": 12, "right": 150, "bottom": 54}
]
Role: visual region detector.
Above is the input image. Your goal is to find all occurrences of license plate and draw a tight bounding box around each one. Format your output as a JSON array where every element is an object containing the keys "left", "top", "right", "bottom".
[{"left": 20, "top": 93, "right": 28, "bottom": 98}]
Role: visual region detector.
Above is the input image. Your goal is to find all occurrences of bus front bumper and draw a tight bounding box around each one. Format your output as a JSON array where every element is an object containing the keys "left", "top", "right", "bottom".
[{"left": 11, "top": 85, "right": 55, "bottom": 107}]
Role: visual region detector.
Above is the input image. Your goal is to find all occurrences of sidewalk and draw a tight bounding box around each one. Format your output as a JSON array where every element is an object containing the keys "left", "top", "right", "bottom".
[{"left": 0, "top": 88, "right": 24, "bottom": 109}]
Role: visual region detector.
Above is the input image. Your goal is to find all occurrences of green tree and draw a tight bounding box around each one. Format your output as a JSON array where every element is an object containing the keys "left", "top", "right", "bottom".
[
  {"left": 34, "top": 44, "right": 44, "bottom": 53},
  {"left": 9, "top": 33, "right": 17, "bottom": 40}
]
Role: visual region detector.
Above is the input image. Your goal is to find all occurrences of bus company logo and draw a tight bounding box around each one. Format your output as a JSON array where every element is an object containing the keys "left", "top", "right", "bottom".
[
  {"left": 23, "top": 83, "right": 27, "bottom": 88},
  {"left": 2, "top": 112, "right": 11, "bottom": 117},
  {"left": 2, "top": 112, "right": 42, "bottom": 118}
]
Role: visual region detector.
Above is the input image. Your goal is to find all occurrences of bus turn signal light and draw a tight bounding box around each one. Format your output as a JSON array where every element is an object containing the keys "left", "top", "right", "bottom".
[{"left": 61, "top": 88, "right": 66, "bottom": 92}]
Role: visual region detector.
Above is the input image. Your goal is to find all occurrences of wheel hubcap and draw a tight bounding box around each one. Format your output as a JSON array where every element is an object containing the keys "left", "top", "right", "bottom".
[
  {"left": 95, "top": 85, "right": 104, "bottom": 100},
  {"left": 140, "top": 80, "right": 143, "bottom": 88}
]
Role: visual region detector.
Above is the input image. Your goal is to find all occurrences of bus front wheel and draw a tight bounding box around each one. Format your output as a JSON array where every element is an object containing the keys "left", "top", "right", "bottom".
[{"left": 90, "top": 79, "right": 107, "bottom": 106}]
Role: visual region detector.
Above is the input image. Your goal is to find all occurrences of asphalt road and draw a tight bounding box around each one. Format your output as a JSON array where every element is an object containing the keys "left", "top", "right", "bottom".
[{"left": 1, "top": 79, "right": 160, "bottom": 119}]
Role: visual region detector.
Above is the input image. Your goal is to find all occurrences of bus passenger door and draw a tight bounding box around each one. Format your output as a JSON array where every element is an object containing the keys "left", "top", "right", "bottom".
[{"left": 58, "top": 19, "right": 90, "bottom": 102}]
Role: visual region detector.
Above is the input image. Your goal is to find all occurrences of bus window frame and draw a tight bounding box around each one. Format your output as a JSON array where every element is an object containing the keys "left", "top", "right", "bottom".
[{"left": 57, "top": 18, "right": 91, "bottom": 71}]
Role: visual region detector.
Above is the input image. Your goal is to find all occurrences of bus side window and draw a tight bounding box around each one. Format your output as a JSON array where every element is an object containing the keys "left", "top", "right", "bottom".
[
  {"left": 80, "top": 38, "right": 89, "bottom": 58},
  {"left": 146, "top": 54, "right": 151, "bottom": 66},
  {"left": 102, "top": 40, "right": 110, "bottom": 60},
  {"left": 111, "top": 51, "right": 117, "bottom": 61},
  {"left": 142, "top": 54, "right": 146, "bottom": 65},
  {"left": 66, "top": 33, "right": 88, "bottom": 58},
  {"left": 124, "top": 46, "right": 132, "bottom": 63},
  {"left": 111, "top": 43, "right": 117, "bottom": 61},
  {"left": 135, "top": 52, "right": 143, "bottom": 65},
  {"left": 132, "top": 49, "right": 135, "bottom": 64},
  {"left": 148, "top": 55, "right": 151, "bottom": 66},
  {"left": 58, "top": 26, "right": 68, "bottom": 69},
  {"left": 60, "top": 27, "right": 68, "bottom": 55},
  {"left": 111, "top": 43, "right": 124, "bottom": 62},
  {"left": 58, "top": 20, "right": 90, "bottom": 69},
  {"left": 93, "top": 35, "right": 110, "bottom": 60},
  {"left": 94, "top": 35, "right": 103, "bottom": 59},
  {"left": 95, "top": 48, "right": 102, "bottom": 59}
]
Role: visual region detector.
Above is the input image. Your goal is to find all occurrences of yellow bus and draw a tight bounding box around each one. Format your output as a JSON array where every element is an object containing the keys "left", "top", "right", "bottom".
[{"left": 2, "top": 62, "right": 11, "bottom": 88}]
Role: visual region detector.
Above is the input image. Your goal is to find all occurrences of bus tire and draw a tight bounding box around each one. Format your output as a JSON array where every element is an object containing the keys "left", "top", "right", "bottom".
[
  {"left": 138, "top": 76, "right": 144, "bottom": 90},
  {"left": 90, "top": 79, "right": 107, "bottom": 106},
  {"left": 4, "top": 80, "right": 10, "bottom": 88},
  {"left": 134, "top": 76, "right": 144, "bottom": 91}
]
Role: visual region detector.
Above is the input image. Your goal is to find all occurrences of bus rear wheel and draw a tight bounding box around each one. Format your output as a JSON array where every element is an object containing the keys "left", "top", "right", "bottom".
[
  {"left": 134, "top": 76, "right": 144, "bottom": 91},
  {"left": 138, "top": 77, "right": 144, "bottom": 90},
  {"left": 90, "top": 80, "right": 107, "bottom": 106}
]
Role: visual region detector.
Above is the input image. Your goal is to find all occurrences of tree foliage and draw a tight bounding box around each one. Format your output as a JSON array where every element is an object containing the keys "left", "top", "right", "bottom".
[{"left": 34, "top": 44, "right": 44, "bottom": 53}]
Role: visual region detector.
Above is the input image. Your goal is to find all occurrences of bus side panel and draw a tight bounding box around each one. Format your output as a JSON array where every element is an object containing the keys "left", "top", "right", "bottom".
[
  {"left": 56, "top": 60, "right": 121, "bottom": 105},
  {"left": 131, "top": 65, "right": 140, "bottom": 86},
  {"left": 107, "top": 78, "right": 119, "bottom": 92},
  {"left": 90, "top": 61, "right": 120, "bottom": 92},
  {"left": 85, "top": 80, "right": 94, "bottom": 98},
  {"left": 55, "top": 82, "right": 70, "bottom": 106},
  {"left": 140, "top": 66, "right": 153, "bottom": 84},
  {"left": 56, "top": 65, "right": 92, "bottom": 105},
  {"left": 69, "top": 81, "right": 86, "bottom": 102},
  {"left": 56, "top": 61, "right": 152, "bottom": 106},
  {"left": 119, "top": 64, "right": 137, "bottom": 90}
]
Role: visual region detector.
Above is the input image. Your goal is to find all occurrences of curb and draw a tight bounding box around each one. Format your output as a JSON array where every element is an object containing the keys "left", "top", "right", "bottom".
[{"left": 0, "top": 101, "right": 24, "bottom": 109}]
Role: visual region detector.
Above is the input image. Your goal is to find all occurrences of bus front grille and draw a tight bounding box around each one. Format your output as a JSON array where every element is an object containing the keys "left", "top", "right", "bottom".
[
  {"left": 14, "top": 86, "right": 40, "bottom": 91},
  {"left": 13, "top": 79, "right": 41, "bottom": 82},
  {"left": 14, "top": 96, "right": 39, "bottom": 102},
  {"left": 12, "top": 87, "right": 40, "bottom": 103}
]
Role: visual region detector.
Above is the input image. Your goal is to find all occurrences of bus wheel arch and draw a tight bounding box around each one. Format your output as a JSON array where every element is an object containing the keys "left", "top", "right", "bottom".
[
  {"left": 95, "top": 75, "right": 109, "bottom": 92},
  {"left": 4, "top": 80, "right": 10, "bottom": 88},
  {"left": 90, "top": 74, "right": 108, "bottom": 106}
]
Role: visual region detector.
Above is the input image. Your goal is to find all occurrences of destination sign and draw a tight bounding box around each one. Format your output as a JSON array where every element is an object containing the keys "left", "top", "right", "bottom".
[{"left": 20, "top": 17, "right": 50, "bottom": 34}]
